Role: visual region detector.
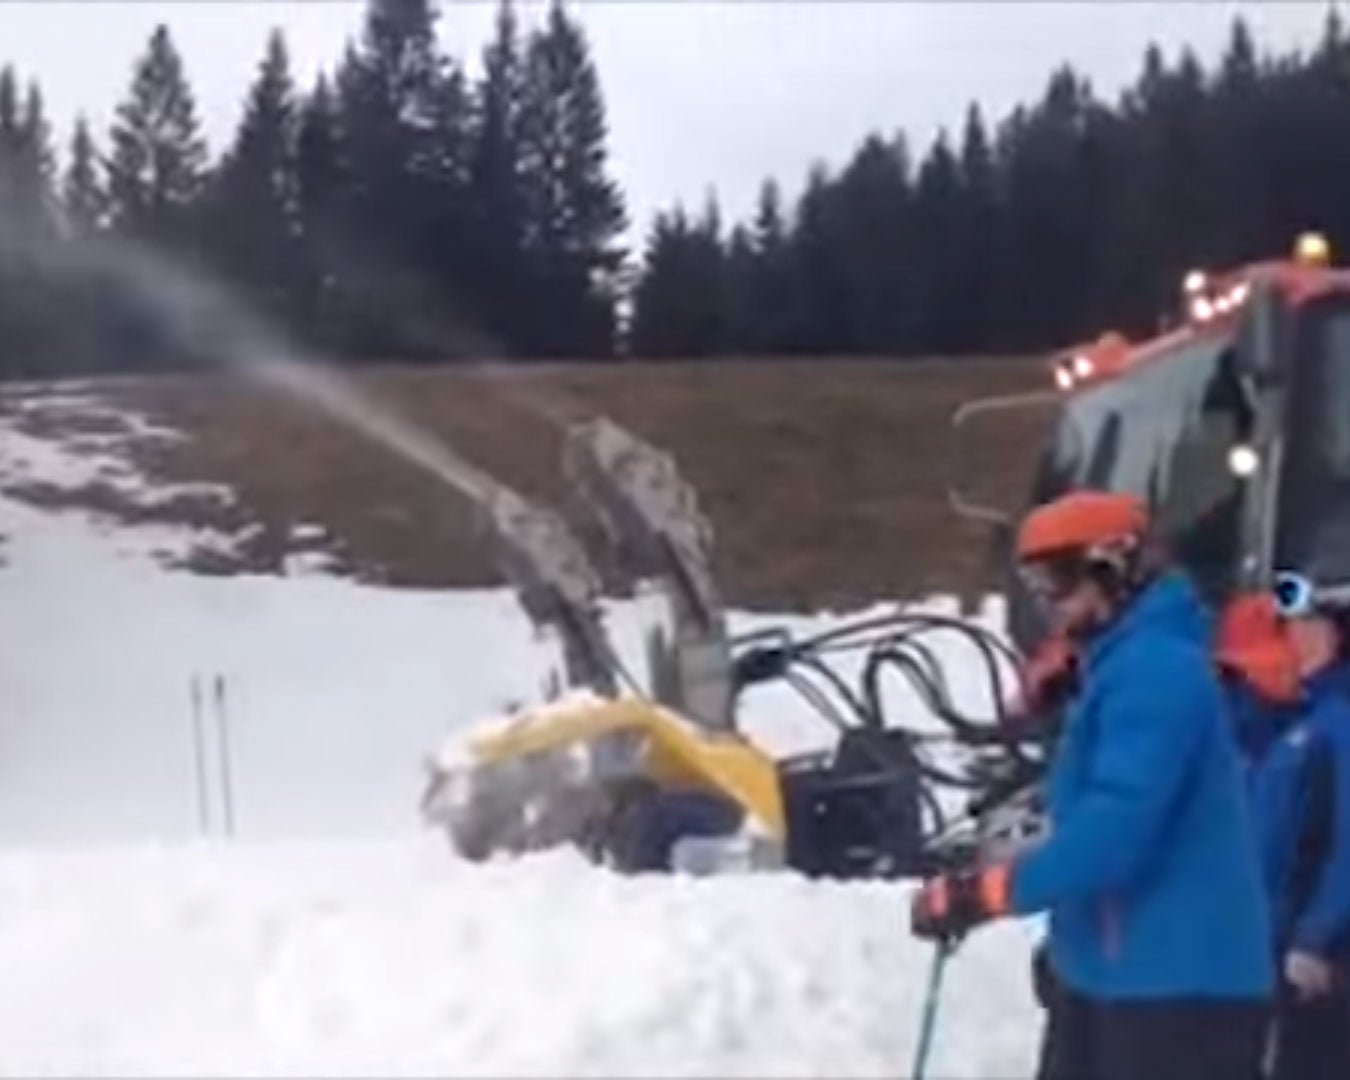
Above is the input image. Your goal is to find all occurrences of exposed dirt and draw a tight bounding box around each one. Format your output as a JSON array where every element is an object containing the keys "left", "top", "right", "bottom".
[{"left": 0, "top": 357, "right": 1057, "bottom": 611}]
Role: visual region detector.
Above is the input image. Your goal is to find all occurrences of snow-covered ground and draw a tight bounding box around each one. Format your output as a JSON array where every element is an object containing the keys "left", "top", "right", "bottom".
[
  {"left": 0, "top": 383, "right": 1042, "bottom": 1076},
  {"left": 0, "top": 840, "right": 1042, "bottom": 1077}
]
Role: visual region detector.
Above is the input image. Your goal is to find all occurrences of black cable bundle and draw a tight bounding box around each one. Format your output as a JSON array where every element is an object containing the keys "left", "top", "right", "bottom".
[{"left": 731, "top": 608, "right": 1049, "bottom": 845}]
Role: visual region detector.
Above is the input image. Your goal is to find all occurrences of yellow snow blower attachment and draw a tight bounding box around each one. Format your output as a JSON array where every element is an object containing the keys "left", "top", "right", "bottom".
[{"left": 422, "top": 693, "right": 786, "bottom": 870}]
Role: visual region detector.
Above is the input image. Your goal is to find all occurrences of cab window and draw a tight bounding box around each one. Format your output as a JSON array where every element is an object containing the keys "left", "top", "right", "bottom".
[{"left": 1029, "top": 333, "right": 1245, "bottom": 602}]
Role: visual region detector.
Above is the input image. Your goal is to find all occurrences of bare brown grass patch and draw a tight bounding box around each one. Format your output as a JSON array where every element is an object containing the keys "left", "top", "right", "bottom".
[{"left": 2, "top": 357, "right": 1054, "bottom": 610}]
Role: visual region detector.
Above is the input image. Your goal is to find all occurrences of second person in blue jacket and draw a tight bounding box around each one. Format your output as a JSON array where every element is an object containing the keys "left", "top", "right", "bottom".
[{"left": 1217, "top": 591, "right": 1350, "bottom": 1080}]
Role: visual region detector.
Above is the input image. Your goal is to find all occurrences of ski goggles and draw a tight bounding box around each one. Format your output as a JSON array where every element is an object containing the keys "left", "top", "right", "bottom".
[
  {"left": 1017, "top": 555, "right": 1089, "bottom": 602},
  {"left": 1272, "top": 571, "right": 1316, "bottom": 619}
]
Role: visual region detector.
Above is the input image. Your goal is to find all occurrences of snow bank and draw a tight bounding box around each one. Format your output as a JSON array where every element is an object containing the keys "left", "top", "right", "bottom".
[{"left": 0, "top": 836, "right": 1042, "bottom": 1078}]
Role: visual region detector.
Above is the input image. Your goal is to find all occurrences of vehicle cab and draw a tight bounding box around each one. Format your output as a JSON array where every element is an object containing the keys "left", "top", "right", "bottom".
[{"left": 1005, "top": 233, "right": 1350, "bottom": 653}]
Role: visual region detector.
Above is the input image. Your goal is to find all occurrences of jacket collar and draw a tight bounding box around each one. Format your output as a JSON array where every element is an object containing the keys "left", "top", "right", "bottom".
[{"left": 1083, "top": 571, "right": 1209, "bottom": 672}]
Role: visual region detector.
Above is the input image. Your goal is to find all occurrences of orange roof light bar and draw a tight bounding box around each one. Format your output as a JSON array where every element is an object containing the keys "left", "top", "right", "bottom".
[{"left": 1049, "top": 233, "right": 1348, "bottom": 394}]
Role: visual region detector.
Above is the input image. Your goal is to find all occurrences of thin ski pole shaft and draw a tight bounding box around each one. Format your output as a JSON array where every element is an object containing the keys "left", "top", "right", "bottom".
[
  {"left": 911, "top": 937, "right": 954, "bottom": 1080},
  {"left": 190, "top": 675, "right": 210, "bottom": 836},
  {"left": 214, "top": 674, "right": 236, "bottom": 838}
]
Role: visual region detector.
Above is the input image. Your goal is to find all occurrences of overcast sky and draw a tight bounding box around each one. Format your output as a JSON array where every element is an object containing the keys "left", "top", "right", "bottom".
[{"left": 5, "top": 1, "right": 1341, "bottom": 244}]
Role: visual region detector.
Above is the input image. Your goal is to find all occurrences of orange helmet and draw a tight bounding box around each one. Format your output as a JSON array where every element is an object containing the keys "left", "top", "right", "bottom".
[
  {"left": 1214, "top": 592, "right": 1301, "bottom": 704},
  {"left": 1017, "top": 491, "right": 1149, "bottom": 563}
]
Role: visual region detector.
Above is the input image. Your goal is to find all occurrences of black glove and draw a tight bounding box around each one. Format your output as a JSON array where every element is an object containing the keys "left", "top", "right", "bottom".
[{"left": 910, "top": 863, "right": 1012, "bottom": 943}]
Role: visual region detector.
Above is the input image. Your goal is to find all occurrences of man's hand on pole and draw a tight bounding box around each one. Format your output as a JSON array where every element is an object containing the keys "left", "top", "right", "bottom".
[{"left": 910, "top": 864, "right": 1013, "bottom": 943}]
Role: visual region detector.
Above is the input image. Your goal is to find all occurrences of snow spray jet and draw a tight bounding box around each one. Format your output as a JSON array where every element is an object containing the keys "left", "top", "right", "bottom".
[
  {"left": 0, "top": 217, "right": 498, "bottom": 504},
  {"left": 244, "top": 223, "right": 589, "bottom": 434}
]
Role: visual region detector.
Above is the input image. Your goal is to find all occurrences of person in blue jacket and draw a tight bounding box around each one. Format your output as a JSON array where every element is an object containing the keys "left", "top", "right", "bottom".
[
  {"left": 911, "top": 490, "right": 1273, "bottom": 1080},
  {"left": 1216, "top": 587, "right": 1350, "bottom": 1080}
]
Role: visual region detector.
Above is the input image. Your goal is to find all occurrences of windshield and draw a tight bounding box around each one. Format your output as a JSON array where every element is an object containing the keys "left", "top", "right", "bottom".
[
  {"left": 1021, "top": 331, "right": 1249, "bottom": 614},
  {"left": 1275, "top": 298, "right": 1350, "bottom": 587}
]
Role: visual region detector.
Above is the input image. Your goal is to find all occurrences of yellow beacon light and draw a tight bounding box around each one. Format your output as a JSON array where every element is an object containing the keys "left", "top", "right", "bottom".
[{"left": 1295, "top": 232, "right": 1331, "bottom": 267}]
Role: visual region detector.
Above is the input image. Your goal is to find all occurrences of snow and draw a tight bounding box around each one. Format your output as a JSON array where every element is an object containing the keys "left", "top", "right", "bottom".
[
  {"left": 0, "top": 383, "right": 1043, "bottom": 1077},
  {"left": 0, "top": 838, "right": 1043, "bottom": 1077}
]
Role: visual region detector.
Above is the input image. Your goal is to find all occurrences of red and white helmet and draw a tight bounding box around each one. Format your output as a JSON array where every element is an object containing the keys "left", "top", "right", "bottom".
[{"left": 1015, "top": 490, "right": 1150, "bottom": 600}]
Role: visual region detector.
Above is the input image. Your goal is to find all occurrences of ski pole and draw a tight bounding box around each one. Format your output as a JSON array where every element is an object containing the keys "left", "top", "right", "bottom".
[
  {"left": 214, "top": 674, "right": 236, "bottom": 838},
  {"left": 911, "top": 935, "right": 957, "bottom": 1080},
  {"left": 190, "top": 675, "right": 211, "bottom": 836}
]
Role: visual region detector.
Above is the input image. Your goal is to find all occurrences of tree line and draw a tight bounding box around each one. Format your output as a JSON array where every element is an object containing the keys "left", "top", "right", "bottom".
[
  {"left": 1, "top": 5, "right": 1349, "bottom": 374},
  {"left": 0, "top": 0, "right": 625, "bottom": 376},
  {"left": 630, "top": 10, "right": 1350, "bottom": 359}
]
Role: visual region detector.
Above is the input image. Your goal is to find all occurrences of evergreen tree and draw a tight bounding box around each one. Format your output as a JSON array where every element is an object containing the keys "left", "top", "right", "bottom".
[
  {"left": 0, "top": 69, "right": 53, "bottom": 236},
  {"left": 752, "top": 178, "right": 787, "bottom": 254},
  {"left": 1221, "top": 16, "right": 1260, "bottom": 87},
  {"left": 1305, "top": 6, "right": 1350, "bottom": 251},
  {"left": 16, "top": 81, "right": 55, "bottom": 230},
  {"left": 992, "top": 66, "right": 1099, "bottom": 348},
  {"left": 294, "top": 74, "right": 347, "bottom": 347},
  {"left": 788, "top": 163, "right": 847, "bottom": 354},
  {"left": 518, "top": 0, "right": 627, "bottom": 357},
  {"left": 471, "top": 0, "right": 530, "bottom": 342},
  {"left": 954, "top": 104, "right": 998, "bottom": 351},
  {"left": 0, "top": 71, "right": 86, "bottom": 377},
  {"left": 0, "top": 67, "right": 25, "bottom": 221},
  {"left": 105, "top": 24, "right": 208, "bottom": 250},
  {"left": 830, "top": 132, "right": 914, "bottom": 353},
  {"left": 206, "top": 30, "right": 303, "bottom": 324},
  {"left": 0, "top": 68, "right": 18, "bottom": 147},
  {"left": 628, "top": 203, "right": 725, "bottom": 358},
  {"left": 1095, "top": 45, "right": 1172, "bottom": 331},
  {"left": 335, "top": 0, "right": 473, "bottom": 357},
  {"left": 338, "top": 0, "right": 446, "bottom": 195},
  {"left": 741, "top": 178, "right": 796, "bottom": 353},
  {"left": 1209, "top": 18, "right": 1268, "bottom": 264},
  {"left": 62, "top": 115, "right": 105, "bottom": 236},
  {"left": 720, "top": 222, "right": 757, "bottom": 354},
  {"left": 0, "top": 68, "right": 35, "bottom": 376},
  {"left": 1139, "top": 47, "right": 1213, "bottom": 310},
  {"left": 911, "top": 131, "right": 965, "bottom": 352},
  {"left": 691, "top": 194, "right": 729, "bottom": 354},
  {"left": 628, "top": 210, "right": 688, "bottom": 357}
]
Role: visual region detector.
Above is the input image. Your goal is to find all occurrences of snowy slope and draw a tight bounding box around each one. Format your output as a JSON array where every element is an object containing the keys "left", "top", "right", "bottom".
[
  {"left": 0, "top": 384, "right": 1042, "bottom": 1077},
  {"left": 0, "top": 394, "right": 543, "bottom": 842}
]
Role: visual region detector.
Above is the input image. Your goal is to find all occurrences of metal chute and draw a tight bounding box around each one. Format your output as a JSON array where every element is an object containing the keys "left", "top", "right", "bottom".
[{"left": 563, "top": 417, "right": 735, "bottom": 730}]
